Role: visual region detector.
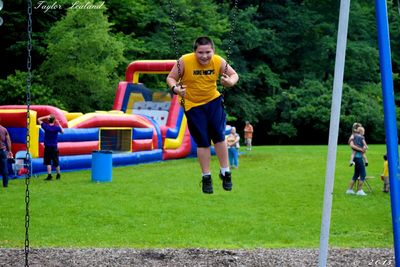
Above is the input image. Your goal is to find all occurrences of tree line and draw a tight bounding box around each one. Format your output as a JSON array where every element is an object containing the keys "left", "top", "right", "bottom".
[{"left": 1, "top": 0, "right": 399, "bottom": 145}]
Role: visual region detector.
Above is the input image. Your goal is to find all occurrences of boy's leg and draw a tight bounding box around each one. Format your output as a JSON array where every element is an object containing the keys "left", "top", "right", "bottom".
[
  {"left": 349, "top": 150, "right": 356, "bottom": 166},
  {"left": 55, "top": 166, "right": 61, "bottom": 180},
  {"left": 214, "top": 141, "right": 229, "bottom": 170},
  {"left": 43, "top": 146, "right": 53, "bottom": 180},
  {"left": 363, "top": 154, "right": 368, "bottom": 166},
  {"left": 197, "top": 147, "right": 211, "bottom": 174},
  {"left": 215, "top": 141, "right": 232, "bottom": 190},
  {"left": 197, "top": 147, "right": 213, "bottom": 194},
  {"left": 384, "top": 176, "right": 390, "bottom": 192},
  {"left": 45, "top": 165, "right": 52, "bottom": 180}
]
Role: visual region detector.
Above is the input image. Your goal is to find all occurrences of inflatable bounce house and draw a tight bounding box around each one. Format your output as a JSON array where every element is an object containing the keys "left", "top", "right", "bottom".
[{"left": 0, "top": 60, "right": 230, "bottom": 176}]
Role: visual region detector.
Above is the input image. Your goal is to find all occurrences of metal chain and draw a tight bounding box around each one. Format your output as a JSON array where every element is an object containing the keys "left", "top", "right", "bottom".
[
  {"left": 398, "top": 0, "right": 400, "bottom": 17},
  {"left": 224, "top": 0, "right": 239, "bottom": 74},
  {"left": 222, "top": 0, "right": 239, "bottom": 99},
  {"left": 168, "top": 0, "right": 185, "bottom": 108},
  {"left": 25, "top": 0, "right": 33, "bottom": 266}
]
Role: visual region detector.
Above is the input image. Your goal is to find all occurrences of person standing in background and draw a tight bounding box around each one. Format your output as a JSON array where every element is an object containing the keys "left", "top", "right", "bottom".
[
  {"left": 38, "top": 114, "right": 64, "bottom": 181},
  {"left": 244, "top": 121, "right": 253, "bottom": 151},
  {"left": 0, "top": 120, "right": 12, "bottom": 187},
  {"left": 346, "top": 123, "right": 367, "bottom": 196},
  {"left": 381, "top": 154, "right": 389, "bottom": 193},
  {"left": 227, "top": 127, "right": 240, "bottom": 169}
]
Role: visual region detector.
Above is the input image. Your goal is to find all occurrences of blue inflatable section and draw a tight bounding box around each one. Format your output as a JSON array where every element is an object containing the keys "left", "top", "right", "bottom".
[
  {"left": 132, "top": 127, "right": 153, "bottom": 139},
  {"left": 39, "top": 128, "right": 100, "bottom": 142},
  {"left": 59, "top": 128, "right": 99, "bottom": 142},
  {"left": 8, "top": 128, "right": 27, "bottom": 143},
  {"left": 31, "top": 149, "right": 163, "bottom": 174},
  {"left": 121, "top": 83, "right": 153, "bottom": 113},
  {"left": 165, "top": 107, "right": 184, "bottom": 139},
  {"left": 139, "top": 115, "right": 162, "bottom": 149}
]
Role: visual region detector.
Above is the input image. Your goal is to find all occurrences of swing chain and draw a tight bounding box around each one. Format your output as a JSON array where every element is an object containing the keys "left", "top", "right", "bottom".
[
  {"left": 398, "top": 0, "right": 400, "bottom": 17},
  {"left": 168, "top": 0, "right": 185, "bottom": 108},
  {"left": 224, "top": 0, "right": 239, "bottom": 75},
  {"left": 25, "top": 0, "right": 33, "bottom": 266}
]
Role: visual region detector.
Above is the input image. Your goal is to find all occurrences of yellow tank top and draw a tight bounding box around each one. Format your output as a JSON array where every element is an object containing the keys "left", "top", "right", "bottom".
[{"left": 181, "top": 53, "right": 222, "bottom": 111}]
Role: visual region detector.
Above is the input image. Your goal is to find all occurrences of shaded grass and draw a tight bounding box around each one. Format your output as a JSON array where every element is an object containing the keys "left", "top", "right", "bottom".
[{"left": 0, "top": 145, "right": 393, "bottom": 248}]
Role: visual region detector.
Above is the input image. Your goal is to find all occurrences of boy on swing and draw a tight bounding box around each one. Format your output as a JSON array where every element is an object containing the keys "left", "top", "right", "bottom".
[{"left": 167, "top": 36, "right": 239, "bottom": 194}]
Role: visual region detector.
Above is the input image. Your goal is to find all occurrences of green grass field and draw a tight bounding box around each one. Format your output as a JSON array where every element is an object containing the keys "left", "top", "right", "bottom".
[{"left": 0, "top": 145, "right": 393, "bottom": 249}]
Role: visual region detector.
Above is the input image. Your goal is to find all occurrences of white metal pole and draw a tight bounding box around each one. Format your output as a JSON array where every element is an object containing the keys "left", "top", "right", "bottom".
[{"left": 318, "top": 0, "right": 350, "bottom": 266}]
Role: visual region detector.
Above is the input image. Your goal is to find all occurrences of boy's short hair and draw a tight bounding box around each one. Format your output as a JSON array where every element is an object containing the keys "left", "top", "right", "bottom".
[
  {"left": 384, "top": 154, "right": 388, "bottom": 161},
  {"left": 193, "top": 36, "right": 215, "bottom": 51},
  {"left": 49, "top": 114, "right": 55, "bottom": 123}
]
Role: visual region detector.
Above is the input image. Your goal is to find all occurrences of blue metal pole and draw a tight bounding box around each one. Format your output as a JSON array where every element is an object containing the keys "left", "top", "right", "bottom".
[{"left": 375, "top": 0, "right": 400, "bottom": 264}]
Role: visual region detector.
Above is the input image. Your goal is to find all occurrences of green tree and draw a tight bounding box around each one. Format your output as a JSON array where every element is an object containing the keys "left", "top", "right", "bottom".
[
  {"left": 105, "top": 0, "right": 230, "bottom": 89},
  {"left": 0, "top": 0, "right": 391, "bottom": 144},
  {"left": 40, "top": 3, "right": 125, "bottom": 112},
  {"left": 0, "top": 70, "right": 64, "bottom": 108}
]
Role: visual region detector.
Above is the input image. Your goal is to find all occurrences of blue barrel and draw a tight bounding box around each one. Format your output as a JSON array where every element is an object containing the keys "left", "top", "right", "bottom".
[{"left": 91, "top": 150, "right": 112, "bottom": 182}]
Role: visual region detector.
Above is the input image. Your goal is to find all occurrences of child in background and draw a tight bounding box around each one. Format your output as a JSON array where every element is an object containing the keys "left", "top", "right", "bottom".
[
  {"left": 381, "top": 154, "right": 389, "bottom": 193},
  {"left": 349, "top": 126, "right": 368, "bottom": 167}
]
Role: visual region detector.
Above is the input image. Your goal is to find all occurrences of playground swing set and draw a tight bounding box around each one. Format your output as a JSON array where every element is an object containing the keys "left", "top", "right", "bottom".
[
  {"left": 8, "top": 1, "right": 239, "bottom": 266},
  {"left": 4, "top": 1, "right": 400, "bottom": 267}
]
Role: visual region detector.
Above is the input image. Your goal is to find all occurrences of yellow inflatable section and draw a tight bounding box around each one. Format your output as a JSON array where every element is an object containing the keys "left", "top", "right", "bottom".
[{"left": 163, "top": 115, "right": 187, "bottom": 149}]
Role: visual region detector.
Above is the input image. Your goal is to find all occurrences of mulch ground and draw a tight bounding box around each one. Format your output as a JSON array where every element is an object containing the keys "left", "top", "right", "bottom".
[{"left": 0, "top": 248, "right": 395, "bottom": 266}]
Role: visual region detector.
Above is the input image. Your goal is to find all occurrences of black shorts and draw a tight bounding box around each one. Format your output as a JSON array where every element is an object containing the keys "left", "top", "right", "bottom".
[
  {"left": 43, "top": 146, "right": 59, "bottom": 167},
  {"left": 185, "top": 96, "right": 226, "bottom": 147}
]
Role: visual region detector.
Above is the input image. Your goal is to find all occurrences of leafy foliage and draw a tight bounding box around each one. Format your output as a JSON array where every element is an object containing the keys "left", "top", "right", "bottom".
[
  {"left": 1, "top": 0, "right": 399, "bottom": 143},
  {"left": 39, "top": 3, "right": 125, "bottom": 112}
]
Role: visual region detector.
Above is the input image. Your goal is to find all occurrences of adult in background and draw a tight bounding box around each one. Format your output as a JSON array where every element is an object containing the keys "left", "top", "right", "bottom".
[
  {"left": 38, "top": 114, "right": 64, "bottom": 181},
  {"left": 0, "top": 119, "right": 12, "bottom": 187},
  {"left": 167, "top": 36, "right": 239, "bottom": 194},
  {"left": 244, "top": 121, "right": 253, "bottom": 151},
  {"left": 227, "top": 126, "right": 240, "bottom": 169},
  {"left": 346, "top": 123, "right": 367, "bottom": 196}
]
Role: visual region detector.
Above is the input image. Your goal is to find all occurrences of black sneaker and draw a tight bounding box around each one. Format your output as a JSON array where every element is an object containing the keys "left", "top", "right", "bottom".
[
  {"left": 220, "top": 171, "right": 232, "bottom": 191},
  {"left": 44, "top": 174, "right": 52, "bottom": 181},
  {"left": 56, "top": 173, "right": 61, "bottom": 180},
  {"left": 201, "top": 175, "right": 213, "bottom": 194}
]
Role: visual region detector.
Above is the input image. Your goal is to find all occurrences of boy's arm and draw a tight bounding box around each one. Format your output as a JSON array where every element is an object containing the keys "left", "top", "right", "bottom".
[
  {"left": 55, "top": 119, "right": 64, "bottom": 134},
  {"left": 220, "top": 58, "right": 239, "bottom": 88},
  {"left": 166, "top": 58, "right": 186, "bottom": 96},
  {"left": 37, "top": 115, "right": 49, "bottom": 125}
]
